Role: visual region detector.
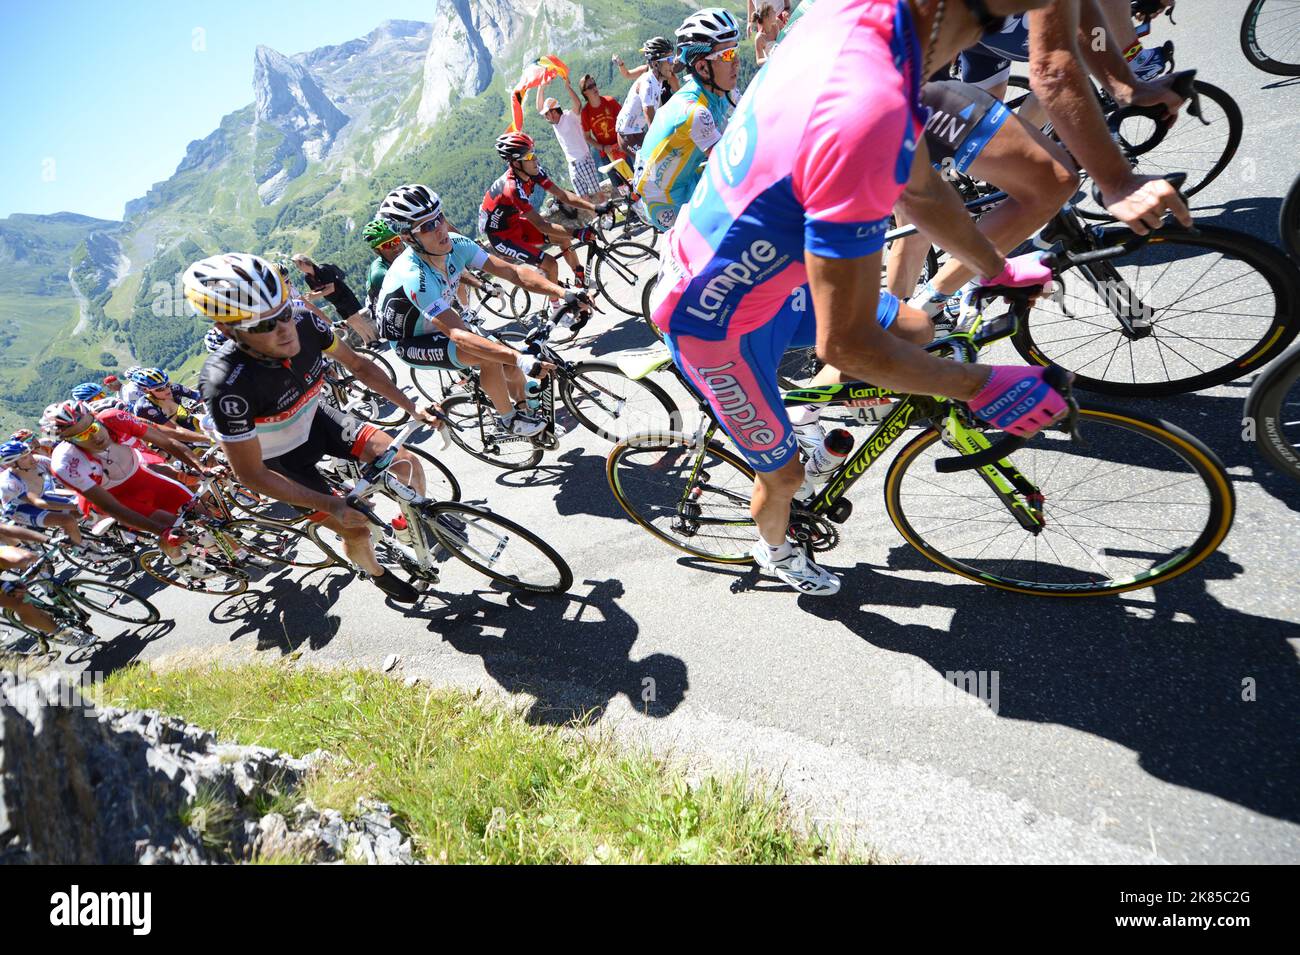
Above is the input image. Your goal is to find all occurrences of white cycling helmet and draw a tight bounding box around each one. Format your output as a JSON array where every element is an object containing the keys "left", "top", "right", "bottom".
[
  {"left": 676, "top": 8, "right": 740, "bottom": 64},
  {"left": 378, "top": 184, "right": 443, "bottom": 235},
  {"left": 182, "top": 252, "right": 288, "bottom": 325}
]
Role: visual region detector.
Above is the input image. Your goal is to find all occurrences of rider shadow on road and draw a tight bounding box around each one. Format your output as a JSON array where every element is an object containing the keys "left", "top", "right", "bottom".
[
  {"left": 72, "top": 618, "right": 176, "bottom": 677},
  {"left": 1183, "top": 195, "right": 1284, "bottom": 252},
  {"left": 403, "top": 577, "right": 688, "bottom": 725},
  {"left": 802, "top": 545, "right": 1300, "bottom": 825},
  {"left": 209, "top": 567, "right": 351, "bottom": 655},
  {"left": 493, "top": 447, "right": 630, "bottom": 521},
  {"left": 582, "top": 311, "right": 662, "bottom": 359}
]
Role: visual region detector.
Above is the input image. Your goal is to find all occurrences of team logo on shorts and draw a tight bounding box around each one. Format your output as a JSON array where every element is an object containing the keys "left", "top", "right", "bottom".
[
  {"left": 219, "top": 395, "right": 250, "bottom": 418},
  {"left": 656, "top": 208, "right": 677, "bottom": 229}
]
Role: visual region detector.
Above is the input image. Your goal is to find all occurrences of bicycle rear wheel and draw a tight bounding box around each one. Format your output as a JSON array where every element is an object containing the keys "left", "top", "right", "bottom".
[
  {"left": 1242, "top": 0, "right": 1300, "bottom": 76},
  {"left": 438, "top": 394, "right": 544, "bottom": 470},
  {"left": 222, "top": 519, "right": 335, "bottom": 569},
  {"left": 560, "top": 361, "right": 680, "bottom": 443},
  {"left": 1014, "top": 225, "right": 1300, "bottom": 396},
  {"left": 884, "top": 407, "right": 1234, "bottom": 596},
  {"left": 138, "top": 551, "right": 249, "bottom": 596},
  {"left": 65, "top": 579, "right": 161, "bottom": 623},
  {"left": 594, "top": 241, "right": 657, "bottom": 317},
  {"left": 424, "top": 502, "right": 572, "bottom": 594},
  {"left": 607, "top": 432, "right": 757, "bottom": 562}
]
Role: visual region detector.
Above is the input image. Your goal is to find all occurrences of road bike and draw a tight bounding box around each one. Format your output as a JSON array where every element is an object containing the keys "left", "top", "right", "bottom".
[
  {"left": 324, "top": 419, "right": 573, "bottom": 594},
  {"left": 607, "top": 262, "right": 1235, "bottom": 597},
  {"left": 410, "top": 308, "right": 680, "bottom": 470}
]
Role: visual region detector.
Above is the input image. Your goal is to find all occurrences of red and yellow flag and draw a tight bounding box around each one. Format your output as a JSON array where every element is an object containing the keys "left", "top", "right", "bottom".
[{"left": 507, "top": 54, "right": 570, "bottom": 132}]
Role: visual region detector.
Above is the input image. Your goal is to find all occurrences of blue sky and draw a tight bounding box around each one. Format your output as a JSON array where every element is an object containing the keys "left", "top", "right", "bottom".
[{"left": 0, "top": 0, "right": 441, "bottom": 221}]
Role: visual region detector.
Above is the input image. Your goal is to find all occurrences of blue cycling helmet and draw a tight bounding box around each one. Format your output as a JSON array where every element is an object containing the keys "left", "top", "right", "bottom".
[
  {"left": 128, "top": 367, "right": 170, "bottom": 388},
  {"left": 204, "top": 325, "right": 228, "bottom": 353},
  {"left": 675, "top": 8, "right": 740, "bottom": 64},
  {"left": 71, "top": 381, "right": 107, "bottom": 402},
  {"left": 0, "top": 439, "right": 30, "bottom": 464}
]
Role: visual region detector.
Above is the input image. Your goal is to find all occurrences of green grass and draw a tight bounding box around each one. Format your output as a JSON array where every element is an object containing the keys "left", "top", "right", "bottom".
[{"left": 98, "top": 663, "right": 858, "bottom": 865}]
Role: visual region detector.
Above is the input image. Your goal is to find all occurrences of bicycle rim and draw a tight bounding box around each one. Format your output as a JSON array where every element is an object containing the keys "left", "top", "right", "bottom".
[
  {"left": 595, "top": 241, "right": 657, "bottom": 317},
  {"left": 884, "top": 409, "right": 1234, "bottom": 596},
  {"left": 440, "top": 395, "right": 543, "bottom": 470},
  {"left": 138, "top": 551, "right": 249, "bottom": 596},
  {"left": 562, "top": 362, "right": 680, "bottom": 443},
  {"left": 427, "top": 502, "right": 572, "bottom": 593},
  {"left": 223, "top": 519, "right": 335, "bottom": 569},
  {"left": 1241, "top": 0, "right": 1300, "bottom": 75},
  {"left": 1015, "top": 226, "right": 1300, "bottom": 396},
  {"left": 67, "top": 579, "right": 161, "bottom": 622},
  {"left": 607, "top": 432, "right": 757, "bottom": 562}
]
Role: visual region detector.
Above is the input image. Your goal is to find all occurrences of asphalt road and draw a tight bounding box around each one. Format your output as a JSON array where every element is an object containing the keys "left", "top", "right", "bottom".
[{"left": 49, "top": 2, "right": 1300, "bottom": 864}]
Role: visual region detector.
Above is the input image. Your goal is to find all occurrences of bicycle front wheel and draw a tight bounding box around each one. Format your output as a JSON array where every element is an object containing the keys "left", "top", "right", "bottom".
[
  {"left": 1247, "top": 343, "right": 1300, "bottom": 481},
  {"left": 66, "top": 579, "right": 161, "bottom": 623},
  {"left": 1242, "top": 0, "right": 1300, "bottom": 76},
  {"left": 138, "top": 551, "right": 250, "bottom": 596},
  {"left": 1015, "top": 225, "right": 1300, "bottom": 396},
  {"left": 439, "top": 394, "right": 544, "bottom": 470},
  {"left": 425, "top": 502, "right": 572, "bottom": 594},
  {"left": 607, "top": 432, "right": 757, "bottom": 562},
  {"left": 222, "top": 519, "right": 336, "bottom": 569},
  {"left": 594, "top": 241, "right": 657, "bottom": 317},
  {"left": 884, "top": 408, "right": 1235, "bottom": 596},
  {"left": 561, "top": 361, "right": 681, "bottom": 443}
]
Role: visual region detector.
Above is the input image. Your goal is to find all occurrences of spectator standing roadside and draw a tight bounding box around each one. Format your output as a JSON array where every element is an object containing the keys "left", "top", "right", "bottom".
[
  {"left": 579, "top": 74, "right": 624, "bottom": 163},
  {"left": 536, "top": 80, "right": 605, "bottom": 202},
  {"left": 291, "top": 254, "right": 377, "bottom": 344},
  {"left": 614, "top": 38, "right": 678, "bottom": 161},
  {"left": 752, "top": 4, "right": 782, "bottom": 65}
]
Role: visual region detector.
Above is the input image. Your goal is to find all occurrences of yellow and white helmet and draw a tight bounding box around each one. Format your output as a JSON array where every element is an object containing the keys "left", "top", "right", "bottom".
[{"left": 182, "top": 252, "right": 288, "bottom": 325}]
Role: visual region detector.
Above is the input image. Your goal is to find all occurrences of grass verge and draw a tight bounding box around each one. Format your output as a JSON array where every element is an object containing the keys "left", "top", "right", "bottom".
[{"left": 97, "top": 662, "right": 859, "bottom": 864}]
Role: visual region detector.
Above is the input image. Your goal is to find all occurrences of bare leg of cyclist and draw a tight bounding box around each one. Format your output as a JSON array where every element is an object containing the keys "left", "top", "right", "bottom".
[
  {"left": 541, "top": 254, "right": 563, "bottom": 302},
  {"left": 916, "top": 120, "right": 1078, "bottom": 297},
  {"left": 343, "top": 308, "right": 378, "bottom": 345},
  {"left": 752, "top": 459, "right": 804, "bottom": 549},
  {"left": 47, "top": 510, "right": 83, "bottom": 546},
  {"left": 316, "top": 513, "right": 385, "bottom": 577},
  {"left": 885, "top": 215, "right": 939, "bottom": 300},
  {"left": 0, "top": 590, "right": 57, "bottom": 638}
]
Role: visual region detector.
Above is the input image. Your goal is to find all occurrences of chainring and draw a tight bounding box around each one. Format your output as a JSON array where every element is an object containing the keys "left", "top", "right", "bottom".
[{"left": 788, "top": 511, "right": 840, "bottom": 553}]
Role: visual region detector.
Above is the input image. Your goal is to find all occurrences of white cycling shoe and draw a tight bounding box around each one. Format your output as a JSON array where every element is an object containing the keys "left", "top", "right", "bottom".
[
  {"left": 750, "top": 541, "right": 841, "bottom": 596},
  {"left": 496, "top": 410, "right": 546, "bottom": 437}
]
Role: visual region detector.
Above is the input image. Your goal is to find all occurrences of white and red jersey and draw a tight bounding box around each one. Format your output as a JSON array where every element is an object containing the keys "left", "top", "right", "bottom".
[{"left": 50, "top": 409, "right": 154, "bottom": 492}]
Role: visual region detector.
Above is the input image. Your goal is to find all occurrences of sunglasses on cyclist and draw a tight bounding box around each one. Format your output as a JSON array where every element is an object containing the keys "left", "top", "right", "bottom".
[
  {"left": 413, "top": 213, "right": 447, "bottom": 234},
  {"left": 65, "top": 421, "right": 104, "bottom": 445},
  {"left": 705, "top": 46, "right": 739, "bottom": 63},
  {"left": 964, "top": 0, "right": 1009, "bottom": 32},
  {"left": 378, "top": 236, "right": 404, "bottom": 252},
  {"left": 229, "top": 302, "right": 293, "bottom": 335}
]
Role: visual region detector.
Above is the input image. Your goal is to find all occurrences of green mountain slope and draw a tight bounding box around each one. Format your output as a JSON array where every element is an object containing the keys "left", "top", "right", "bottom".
[{"left": 0, "top": 0, "right": 700, "bottom": 432}]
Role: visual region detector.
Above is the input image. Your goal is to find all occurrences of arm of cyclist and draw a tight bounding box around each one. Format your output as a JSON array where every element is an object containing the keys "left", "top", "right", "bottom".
[
  {"left": 0, "top": 523, "right": 46, "bottom": 547},
  {"left": 895, "top": 140, "right": 1006, "bottom": 283},
  {"left": 480, "top": 254, "right": 583, "bottom": 301},
  {"left": 140, "top": 423, "right": 209, "bottom": 476},
  {"left": 219, "top": 437, "right": 366, "bottom": 531},
  {"left": 327, "top": 339, "right": 442, "bottom": 427},
  {"left": 523, "top": 207, "right": 579, "bottom": 245},
  {"left": 1076, "top": 0, "right": 1183, "bottom": 121},
  {"left": 1027, "top": 1, "right": 1190, "bottom": 235}
]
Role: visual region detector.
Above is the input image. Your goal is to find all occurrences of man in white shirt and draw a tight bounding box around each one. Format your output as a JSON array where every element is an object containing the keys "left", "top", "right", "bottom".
[
  {"left": 536, "top": 81, "right": 604, "bottom": 201},
  {"left": 614, "top": 38, "right": 677, "bottom": 159}
]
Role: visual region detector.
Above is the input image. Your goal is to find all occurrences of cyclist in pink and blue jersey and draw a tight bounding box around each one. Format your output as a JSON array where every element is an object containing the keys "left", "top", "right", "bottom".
[{"left": 651, "top": 0, "right": 1069, "bottom": 596}]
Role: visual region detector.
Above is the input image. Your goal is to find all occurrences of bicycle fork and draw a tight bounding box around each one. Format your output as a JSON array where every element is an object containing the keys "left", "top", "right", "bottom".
[{"left": 944, "top": 412, "right": 1047, "bottom": 533}]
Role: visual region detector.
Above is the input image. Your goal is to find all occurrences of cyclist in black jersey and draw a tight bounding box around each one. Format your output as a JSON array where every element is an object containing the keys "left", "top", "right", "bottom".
[{"left": 189, "top": 252, "right": 442, "bottom": 604}]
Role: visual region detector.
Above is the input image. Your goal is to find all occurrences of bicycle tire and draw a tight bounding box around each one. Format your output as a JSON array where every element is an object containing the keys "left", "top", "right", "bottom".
[
  {"left": 1013, "top": 224, "right": 1300, "bottom": 396},
  {"left": 61, "top": 536, "right": 137, "bottom": 577},
  {"left": 884, "top": 407, "right": 1234, "bottom": 596},
  {"left": 1246, "top": 341, "right": 1300, "bottom": 481},
  {"left": 1241, "top": 0, "right": 1300, "bottom": 76},
  {"left": 1280, "top": 172, "right": 1300, "bottom": 262},
  {"left": 475, "top": 281, "right": 514, "bottom": 319},
  {"left": 607, "top": 432, "right": 758, "bottom": 562},
  {"left": 65, "top": 579, "right": 161, "bottom": 623},
  {"left": 1005, "top": 77, "right": 1243, "bottom": 217},
  {"left": 221, "top": 519, "right": 336, "bottom": 569},
  {"left": 333, "top": 353, "right": 410, "bottom": 427},
  {"left": 594, "top": 241, "right": 657, "bottom": 317},
  {"left": 560, "top": 361, "right": 681, "bottom": 443},
  {"left": 641, "top": 272, "right": 665, "bottom": 342},
  {"left": 138, "top": 551, "right": 249, "bottom": 596},
  {"left": 438, "top": 394, "right": 544, "bottom": 470},
  {"left": 424, "top": 501, "right": 572, "bottom": 594}
]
